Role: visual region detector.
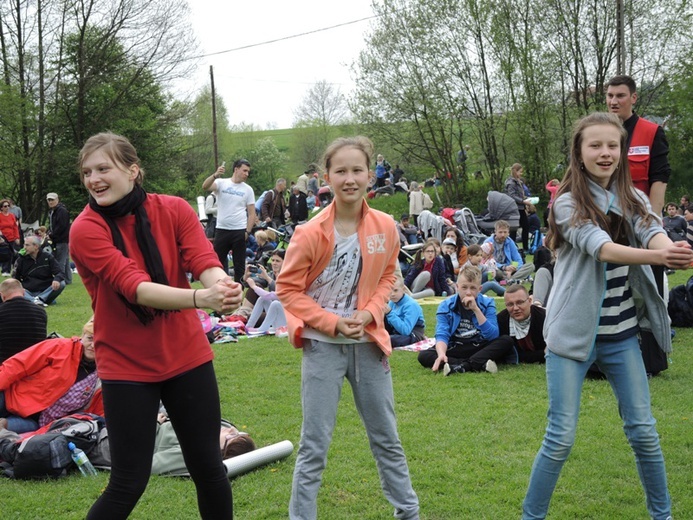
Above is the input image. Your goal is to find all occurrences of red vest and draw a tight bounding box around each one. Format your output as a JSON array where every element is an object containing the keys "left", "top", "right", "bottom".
[{"left": 627, "top": 117, "right": 659, "bottom": 195}]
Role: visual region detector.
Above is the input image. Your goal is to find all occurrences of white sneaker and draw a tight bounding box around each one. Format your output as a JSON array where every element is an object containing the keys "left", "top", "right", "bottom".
[
  {"left": 484, "top": 360, "right": 498, "bottom": 374},
  {"left": 1, "top": 272, "right": 10, "bottom": 277},
  {"left": 443, "top": 363, "right": 451, "bottom": 376}
]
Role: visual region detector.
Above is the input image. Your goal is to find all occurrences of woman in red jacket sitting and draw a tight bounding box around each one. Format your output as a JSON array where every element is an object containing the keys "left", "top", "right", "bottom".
[{"left": 0, "top": 319, "right": 101, "bottom": 433}]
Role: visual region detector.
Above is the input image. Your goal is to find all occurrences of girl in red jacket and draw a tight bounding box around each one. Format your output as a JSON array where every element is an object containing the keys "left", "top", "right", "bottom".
[
  {"left": 70, "top": 133, "right": 242, "bottom": 519},
  {"left": 276, "top": 136, "right": 419, "bottom": 520}
]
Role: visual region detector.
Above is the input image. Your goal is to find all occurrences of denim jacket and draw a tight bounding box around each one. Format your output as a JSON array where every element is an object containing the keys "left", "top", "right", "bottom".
[{"left": 434, "top": 293, "right": 499, "bottom": 346}]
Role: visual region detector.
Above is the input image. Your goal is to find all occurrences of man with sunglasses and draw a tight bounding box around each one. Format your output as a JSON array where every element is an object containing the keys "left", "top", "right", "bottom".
[{"left": 497, "top": 285, "right": 546, "bottom": 364}]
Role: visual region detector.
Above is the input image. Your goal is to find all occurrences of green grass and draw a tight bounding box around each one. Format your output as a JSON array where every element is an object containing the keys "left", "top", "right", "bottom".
[{"left": 4, "top": 271, "right": 693, "bottom": 519}]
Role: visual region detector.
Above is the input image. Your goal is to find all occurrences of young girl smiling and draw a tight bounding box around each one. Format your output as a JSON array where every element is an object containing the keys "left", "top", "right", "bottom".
[
  {"left": 70, "top": 133, "right": 242, "bottom": 519},
  {"left": 277, "top": 136, "right": 419, "bottom": 520},
  {"left": 522, "top": 113, "right": 692, "bottom": 520}
]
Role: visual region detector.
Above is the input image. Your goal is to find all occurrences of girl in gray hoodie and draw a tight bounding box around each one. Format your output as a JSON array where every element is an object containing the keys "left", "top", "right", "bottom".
[{"left": 522, "top": 113, "right": 692, "bottom": 520}]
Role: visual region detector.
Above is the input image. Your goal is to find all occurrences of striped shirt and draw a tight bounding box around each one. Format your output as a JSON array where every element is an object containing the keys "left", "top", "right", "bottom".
[{"left": 597, "top": 263, "right": 639, "bottom": 340}]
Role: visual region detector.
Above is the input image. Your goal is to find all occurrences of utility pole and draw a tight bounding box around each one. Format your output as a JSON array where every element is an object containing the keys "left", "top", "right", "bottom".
[
  {"left": 210, "top": 65, "right": 219, "bottom": 168},
  {"left": 616, "top": 0, "right": 625, "bottom": 74}
]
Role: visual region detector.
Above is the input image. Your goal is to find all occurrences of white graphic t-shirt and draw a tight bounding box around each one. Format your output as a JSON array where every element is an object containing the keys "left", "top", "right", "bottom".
[{"left": 302, "top": 229, "right": 362, "bottom": 344}]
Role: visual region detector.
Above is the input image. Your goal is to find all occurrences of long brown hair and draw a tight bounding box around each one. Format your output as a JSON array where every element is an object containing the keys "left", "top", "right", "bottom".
[{"left": 546, "top": 112, "right": 653, "bottom": 250}]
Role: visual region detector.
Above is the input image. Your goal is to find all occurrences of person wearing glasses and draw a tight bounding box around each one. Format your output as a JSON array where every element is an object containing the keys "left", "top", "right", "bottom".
[
  {"left": 404, "top": 238, "right": 449, "bottom": 299},
  {"left": 202, "top": 159, "right": 256, "bottom": 282},
  {"left": 497, "top": 284, "right": 546, "bottom": 364},
  {"left": 13, "top": 235, "right": 66, "bottom": 306}
]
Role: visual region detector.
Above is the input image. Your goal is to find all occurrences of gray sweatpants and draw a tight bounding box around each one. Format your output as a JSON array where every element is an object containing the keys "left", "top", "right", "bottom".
[{"left": 289, "top": 340, "right": 419, "bottom": 520}]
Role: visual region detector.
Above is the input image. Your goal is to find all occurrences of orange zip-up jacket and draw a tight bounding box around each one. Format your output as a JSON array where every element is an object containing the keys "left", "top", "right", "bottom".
[{"left": 276, "top": 199, "right": 399, "bottom": 355}]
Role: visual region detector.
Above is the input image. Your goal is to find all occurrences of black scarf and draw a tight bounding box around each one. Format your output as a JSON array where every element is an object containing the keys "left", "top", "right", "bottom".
[{"left": 89, "top": 185, "right": 172, "bottom": 325}]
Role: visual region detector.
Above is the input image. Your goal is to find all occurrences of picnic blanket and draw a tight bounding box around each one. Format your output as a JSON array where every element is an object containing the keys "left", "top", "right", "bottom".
[{"left": 394, "top": 338, "right": 435, "bottom": 352}]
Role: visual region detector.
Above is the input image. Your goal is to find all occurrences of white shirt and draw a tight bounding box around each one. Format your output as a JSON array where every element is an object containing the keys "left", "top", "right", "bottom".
[{"left": 215, "top": 178, "right": 255, "bottom": 231}]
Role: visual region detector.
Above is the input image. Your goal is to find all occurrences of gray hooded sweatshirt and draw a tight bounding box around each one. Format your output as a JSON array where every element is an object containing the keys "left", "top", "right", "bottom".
[{"left": 544, "top": 179, "right": 671, "bottom": 361}]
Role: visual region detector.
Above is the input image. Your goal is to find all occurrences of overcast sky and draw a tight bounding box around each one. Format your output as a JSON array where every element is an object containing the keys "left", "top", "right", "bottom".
[{"left": 178, "top": 0, "right": 376, "bottom": 130}]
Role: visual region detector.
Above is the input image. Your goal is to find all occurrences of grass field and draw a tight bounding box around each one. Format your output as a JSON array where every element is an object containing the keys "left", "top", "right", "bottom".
[{"left": 3, "top": 270, "right": 692, "bottom": 519}]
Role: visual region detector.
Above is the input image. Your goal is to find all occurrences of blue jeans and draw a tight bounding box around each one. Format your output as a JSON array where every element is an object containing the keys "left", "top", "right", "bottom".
[
  {"left": 24, "top": 280, "right": 66, "bottom": 304},
  {"left": 522, "top": 335, "right": 671, "bottom": 520},
  {"left": 0, "top": 391, "right": 39, "bottom": 433},
  {"left": 481, "top": 280, "right": 505, "bottom": 296}
]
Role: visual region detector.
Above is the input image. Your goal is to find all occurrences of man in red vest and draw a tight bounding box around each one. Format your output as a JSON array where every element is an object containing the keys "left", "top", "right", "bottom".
[
  {"left": 606, "top": 75, "right": 670, "bottom": 215},
  {"left": 606, "top": 75, "right": 671, "bottom": 376}
]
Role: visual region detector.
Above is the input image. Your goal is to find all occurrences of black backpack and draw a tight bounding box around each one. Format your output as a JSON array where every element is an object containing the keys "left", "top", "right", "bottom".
[
  {"left": 668, "top": 275, "right": 693, "bottom": 327},
  {"left": 0, "top": 413, "right": 105, "bottom": 479}
]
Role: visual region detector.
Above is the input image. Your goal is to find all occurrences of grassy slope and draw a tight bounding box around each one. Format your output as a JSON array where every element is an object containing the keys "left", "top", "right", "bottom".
[{"left": 3, "top": 269, "right": 692, "bottom": 519}]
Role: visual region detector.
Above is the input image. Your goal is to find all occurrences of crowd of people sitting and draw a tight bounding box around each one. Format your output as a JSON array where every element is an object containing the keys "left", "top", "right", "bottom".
[{"left": 1, "top": 195, "right": 71, "bottom": 307}]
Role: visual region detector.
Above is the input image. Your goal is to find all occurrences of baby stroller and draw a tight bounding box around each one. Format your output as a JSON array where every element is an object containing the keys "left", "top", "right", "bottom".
[
  {"left": 267, "top": 224, "right": 294, "bottom": 251},
  {"left": 476, "top": 191, "right": 520, "bottom": 237},
  {"left": 399, "top": 242, "right": 423, "bottom": 277},
  {"left": 453, "top": 208, "right": 488, "bottom": 245},
  {"left": 317, "top": 186, "right": 333, "bottom": 206}
]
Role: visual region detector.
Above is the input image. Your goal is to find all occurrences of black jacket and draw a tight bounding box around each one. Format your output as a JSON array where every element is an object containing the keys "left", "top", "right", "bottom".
[
  {"left": 48, "top": 203, "right": 71, "bottom": 244},
  {"left": 13, "top": 250, "right": 65, "bottom": 293},
  {"left": 497, "top": 305, "right": 546, "bottom": 363}
]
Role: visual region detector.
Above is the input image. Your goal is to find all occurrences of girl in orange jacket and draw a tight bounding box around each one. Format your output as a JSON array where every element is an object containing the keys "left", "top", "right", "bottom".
[{"left": 276, "top": 136, "right": 419, "bottom": 520}]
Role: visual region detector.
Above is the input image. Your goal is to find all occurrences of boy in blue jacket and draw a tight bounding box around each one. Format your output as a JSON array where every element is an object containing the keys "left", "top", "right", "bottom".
[
  {"left": 385, "top": 278, "right": 426, "bottom": 348},
  {"left": 417, "top": 265, "right": 513, "bottom": 375}
]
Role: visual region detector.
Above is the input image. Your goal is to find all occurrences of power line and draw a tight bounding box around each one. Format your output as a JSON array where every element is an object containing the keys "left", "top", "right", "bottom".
[{"left": 186, "top": 15, "right": 377, "bottom": 61}]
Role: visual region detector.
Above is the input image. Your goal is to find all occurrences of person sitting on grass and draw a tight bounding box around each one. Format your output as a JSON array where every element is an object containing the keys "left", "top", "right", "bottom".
[
  {"left": 13, "top": 235, "right": 66, "bottom": 306},
  {"left": 250, "top": 230, "right": 275, "bottom": 263},
  {"left": 482, "top": 220, "right": 534, "bottom": 283},
  {"left": 231, "top": 249, "right": 285, "bottom": 322},
  {"left": 244, "top": 250, "right": 288, "bottom": 336},
  {"left": 385, "top": 278, "right": 426, "bottom": 348},
  {"left": 417, "top": 265, "right": 513, "bottom": 375},
  {"left": 464, "top": 244, "right": 504, "bottom": 296},
  {"left": 0, "top": 278, "right": 48, "bottom": 363},
  {"left": 397, "top": 214, "right": 422, "bottom": 246},
  {"left": 497, "top": 285, "right": 546, "bottom": 364},
  {"left": 404, "top": 238, "right": 449, "bottom": 299},
  {"left": 443, "top": 227, "right": 468, "bottom": 274},
  {"left": 0, "top": 318, "right": 101, "bottom": 433}
]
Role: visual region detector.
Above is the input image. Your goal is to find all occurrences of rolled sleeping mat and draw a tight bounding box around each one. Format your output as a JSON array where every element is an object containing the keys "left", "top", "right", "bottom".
[{"left": 224, "top": 440, "right": 294, "bottom": 478}]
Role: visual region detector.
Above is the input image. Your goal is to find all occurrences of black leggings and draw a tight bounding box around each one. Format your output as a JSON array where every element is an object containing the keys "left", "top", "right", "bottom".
[{"left": 87, "top": 362, "right": 232, "bottom": 520}]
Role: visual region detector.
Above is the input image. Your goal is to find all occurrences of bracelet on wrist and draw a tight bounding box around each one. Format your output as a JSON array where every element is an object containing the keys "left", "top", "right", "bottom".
[{"left": 193, "top": 289, "right": 199, "bottom": 309}]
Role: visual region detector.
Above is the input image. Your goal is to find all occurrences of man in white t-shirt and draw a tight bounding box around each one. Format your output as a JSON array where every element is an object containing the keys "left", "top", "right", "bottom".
[{"left": 202, "top": 159, "right": 256, "bottom": 282}]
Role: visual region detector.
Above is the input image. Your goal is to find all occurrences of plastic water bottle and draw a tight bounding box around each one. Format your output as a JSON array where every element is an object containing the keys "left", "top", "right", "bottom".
[
  {"left": 68, "top": 442, "right": 98, "bottom": 476},
  {"left": 442, "top": 291, "right": 447, "bottom": 297}
]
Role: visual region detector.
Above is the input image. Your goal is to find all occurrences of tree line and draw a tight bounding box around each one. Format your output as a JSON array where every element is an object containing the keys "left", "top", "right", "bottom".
[{"left": 2, "top": 0, "right": 692, "bottom": 221}]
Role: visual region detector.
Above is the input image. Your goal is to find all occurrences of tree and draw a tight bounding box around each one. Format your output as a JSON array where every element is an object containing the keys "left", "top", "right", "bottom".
[
  {"left": 0, "top": 0, "right": 198, "bottom": 221},
  {"left": 234, "top": 137, "right": 287, "bottom": 193},
  {"left": 292, "top": 80, "right": 349, "bottom": 168},
  {"left": 352, "top": 0, "right": 693, "bottom": 205}
]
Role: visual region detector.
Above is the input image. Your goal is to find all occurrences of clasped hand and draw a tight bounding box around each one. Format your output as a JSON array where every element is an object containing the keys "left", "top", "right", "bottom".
[{"left": 336, "top": 310, "right": 373, "bottom": 339}]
